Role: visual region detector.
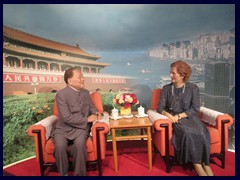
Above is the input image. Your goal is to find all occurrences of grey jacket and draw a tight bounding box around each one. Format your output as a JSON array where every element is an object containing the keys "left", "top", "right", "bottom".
[{"left": 53, "top": 86, "right": 98, "bottom": 140}]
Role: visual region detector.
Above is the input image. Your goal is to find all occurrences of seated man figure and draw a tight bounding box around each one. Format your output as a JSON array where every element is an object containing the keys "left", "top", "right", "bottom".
[{"left": 52, "top": 67, "right": 102, "bottom": 176}]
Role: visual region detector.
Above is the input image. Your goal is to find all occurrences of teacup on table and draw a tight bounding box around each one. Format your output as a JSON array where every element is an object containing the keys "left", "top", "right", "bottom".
[
  {"left": 111, "top": 108, "right": 119, "bottom": 120},
  {"left": 138, "top": 106, "right": 145, "bottom": 116}
]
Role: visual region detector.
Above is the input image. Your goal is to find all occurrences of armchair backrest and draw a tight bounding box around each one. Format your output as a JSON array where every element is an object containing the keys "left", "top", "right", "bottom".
[
  {"left": 52, "top": 91, "right": 104, "bottom": 117},
  {"left": 90, "top": 92, "right": 104, "bottom": 113},
  {"left": 53, "top": 98, "right": 59, "bottom": 116},
  {"left": 151, "top": 89, "right": 162, "bottom": 110}
]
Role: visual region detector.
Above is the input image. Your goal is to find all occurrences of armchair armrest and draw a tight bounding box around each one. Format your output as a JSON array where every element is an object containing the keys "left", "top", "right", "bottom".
[
  {"left": 215, "top": 113, "right": 234, "bottom": 151},
  {"left": 28, "top": 115, "right": 58, "bottom": 139},
  {"left": 199, "top": 107, "right": 233, "bottom": 151},
  {"left": 147, "top": 110, "right": 173, "bottom": 159},
  {"left": 147, "top": 109, "right": 172, "bottom": 137},
  {"left": 199, "top": 106, "right": 233, "bottom": 128},
  {"left": 28, "top": 115, "right": 58, "bottom": 162},
  {"left": 154, "top": 119, "right": 172, "bottom": 132},
  {"left": 91, "top": 119, "right": 109, "bottom": 160},
  {"left": 199, "top": 107, "right": 224, "bottom": 126}
]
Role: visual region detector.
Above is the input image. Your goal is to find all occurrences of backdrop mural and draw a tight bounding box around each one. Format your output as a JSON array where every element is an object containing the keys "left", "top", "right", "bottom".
[{"left": 3, "top": 4, "right": 235, "bottom": 166}]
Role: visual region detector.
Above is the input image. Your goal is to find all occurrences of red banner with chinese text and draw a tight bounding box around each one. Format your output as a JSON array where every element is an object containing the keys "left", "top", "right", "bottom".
[
  {"left": 92, "top": 77, "right": 126, "bottom": 84},
  {"left": 3, "top": 73, "right": 61, "bottom": 83}
]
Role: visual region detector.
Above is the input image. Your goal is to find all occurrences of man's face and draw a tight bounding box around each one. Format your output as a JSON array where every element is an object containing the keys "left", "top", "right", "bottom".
[{"left": 68, "top": 70, "right": 85, "bottom": 90}]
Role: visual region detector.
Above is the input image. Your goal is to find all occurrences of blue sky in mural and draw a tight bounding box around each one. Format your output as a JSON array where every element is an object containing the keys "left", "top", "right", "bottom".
[
  {"left": 3, "top": 4, "right": 235, "bottom": 88},
  {"left": 3, "top": 4, "right": 235, "bottom": 52}
]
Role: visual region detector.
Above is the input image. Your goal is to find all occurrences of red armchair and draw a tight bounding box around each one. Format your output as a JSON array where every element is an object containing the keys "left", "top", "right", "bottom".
[
  {"left": 150, "top": 89, "right": 233, "bottom": 173},
  {"left": 28, "top": 92, "right": 109, "bottom": 176}
]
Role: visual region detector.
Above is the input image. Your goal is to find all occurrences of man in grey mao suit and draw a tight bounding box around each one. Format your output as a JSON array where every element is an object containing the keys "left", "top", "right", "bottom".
[{"left": 52, "top": 67, "right": 102, "bottom": 176}]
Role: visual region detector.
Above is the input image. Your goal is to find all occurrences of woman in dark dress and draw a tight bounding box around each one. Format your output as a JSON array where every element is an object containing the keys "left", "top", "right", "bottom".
[{"left": 157, "top": 60, "right": 213, "bottom": 176}]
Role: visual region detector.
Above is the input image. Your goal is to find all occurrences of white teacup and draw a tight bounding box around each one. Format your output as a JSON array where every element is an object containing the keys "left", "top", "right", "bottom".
[
  {"left": 138, "top": 106, "right": 145, "bottom": 116},
  {"left": 111, "top": 108, "right": 119, "bottom": 120}
]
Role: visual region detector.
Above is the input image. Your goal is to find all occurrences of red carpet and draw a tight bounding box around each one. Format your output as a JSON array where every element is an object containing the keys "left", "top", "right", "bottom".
[{"left": 3, "top": 140, "right": 235, "bottom": 176}]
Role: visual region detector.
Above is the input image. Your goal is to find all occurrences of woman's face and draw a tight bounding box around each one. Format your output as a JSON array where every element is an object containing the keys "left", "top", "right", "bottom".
[{"left": 170, "top": 67, "right": 184, "bottom": 84}]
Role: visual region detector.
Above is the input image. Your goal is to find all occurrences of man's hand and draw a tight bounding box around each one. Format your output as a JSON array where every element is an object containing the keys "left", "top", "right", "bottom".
[
  {"left": 87, "top": 112, "right": 102, "bottom": 122},
  {"left": 88, "top": 114, "right": 98, "bottom": 122},
  {"left": 95, "top": 112, "right": 102, "bottom": 120}
]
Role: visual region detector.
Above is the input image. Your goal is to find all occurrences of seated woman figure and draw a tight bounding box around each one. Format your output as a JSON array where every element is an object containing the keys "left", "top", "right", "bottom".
[{"left": 157, "top": 60, "right": 213, "bottom": 176}]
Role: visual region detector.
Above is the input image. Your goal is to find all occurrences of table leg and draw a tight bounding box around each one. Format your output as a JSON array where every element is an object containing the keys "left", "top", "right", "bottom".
[
  {"left": 147, "top": 127, "right": 152, "bottom": 170},
  {"left": 112, "top": 128, "right": 118, "bottom": 172},
  {"left": 140, "top": 128, "right": 144, "bottom": 140}
]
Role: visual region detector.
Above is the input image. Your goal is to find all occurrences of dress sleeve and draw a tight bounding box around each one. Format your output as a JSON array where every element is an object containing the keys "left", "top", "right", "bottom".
[
  {"left": 157, "top": 86, "right": 168, "bottom": 114},
  {"left": 185, "top": 84, "right": 201, "bottom": 118}
]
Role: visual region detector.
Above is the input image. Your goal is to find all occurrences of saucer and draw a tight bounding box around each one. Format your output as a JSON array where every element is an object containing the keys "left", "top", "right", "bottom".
[
  {"left": 135, "top": 114, "right": 149, "bottom": 118},
  {"left": 123, "top": 114, "right": 134, "bottom": 118},
  {"left": 109, "top": 116, "right": 122, "bottom": 120}
]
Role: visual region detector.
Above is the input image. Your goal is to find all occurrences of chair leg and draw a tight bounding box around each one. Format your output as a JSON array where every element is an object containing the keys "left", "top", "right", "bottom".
[
  {"left": 210, "top": 120, "right": 230, "bottom": 169},
  {"left": 96, "top": 127, "right": 104, "bottom": 176},
  {"left": 39, "top": 163, "right": 45, "bottom": 176},
  {"left": 86, "top": 161, "right": 97, "bottom": 171},
  {"left": 165, "top": 146, "right": 171, "bottom": 173},
  {"left": 220, "top": 120, "right": 230, "bottom": 169},
  {"left": 160, "top": 123, "right": 171, "bottom": 173},
  {"left": 32, "top": 129, "right": 45, "bottom": 176},
  {"left": 153, "top": 144, "right": 158, "bottom": 153}
]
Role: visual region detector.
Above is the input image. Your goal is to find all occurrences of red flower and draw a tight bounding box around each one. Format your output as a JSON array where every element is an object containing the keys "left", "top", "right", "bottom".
[
  {"left": 124, "top": 102, "right": 131, "bottom": 108},
  {"left": 113, "top": 93, "right": 139, "bottom": 108}
]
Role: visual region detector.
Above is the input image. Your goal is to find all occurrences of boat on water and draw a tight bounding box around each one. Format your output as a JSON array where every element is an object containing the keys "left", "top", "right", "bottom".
[{"left": 139, "top": 69, "right": 151, "bottom": 74}]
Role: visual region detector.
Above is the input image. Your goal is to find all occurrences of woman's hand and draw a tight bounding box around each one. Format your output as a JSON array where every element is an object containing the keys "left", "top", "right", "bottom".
[
  {"left": 162, "top": 110, "right": 179, "bottom": 123},
  {"left": 168, "top": 114, "right": 179, "bottom": 123},
  {"left": 171, "top": 115, "right": 179, "bottom": 123}
]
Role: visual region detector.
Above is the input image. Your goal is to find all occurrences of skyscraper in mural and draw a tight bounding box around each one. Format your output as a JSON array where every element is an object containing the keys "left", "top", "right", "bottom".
[{"left": 204, "top": 61, "right": 230, "bottom": 113}]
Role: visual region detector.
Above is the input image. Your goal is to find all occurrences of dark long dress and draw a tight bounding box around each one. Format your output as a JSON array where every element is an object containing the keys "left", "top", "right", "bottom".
[{"left": 158, "top": 82, "right": 210, "bottom": 165}]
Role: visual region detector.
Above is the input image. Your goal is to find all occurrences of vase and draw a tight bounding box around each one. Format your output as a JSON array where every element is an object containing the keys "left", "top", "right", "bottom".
[{"left": 120, "top": 107, "right": 132, "bottom": 115}]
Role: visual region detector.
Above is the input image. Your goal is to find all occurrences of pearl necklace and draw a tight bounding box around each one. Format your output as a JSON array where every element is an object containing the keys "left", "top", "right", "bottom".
[{"left": 171, "top": 84, "right": 186, "bottom": 96}]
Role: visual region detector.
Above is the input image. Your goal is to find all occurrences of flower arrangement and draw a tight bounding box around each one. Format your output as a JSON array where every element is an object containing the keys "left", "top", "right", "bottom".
[{"left": 113, "top": 93, "right": 139, "bottom": 109}]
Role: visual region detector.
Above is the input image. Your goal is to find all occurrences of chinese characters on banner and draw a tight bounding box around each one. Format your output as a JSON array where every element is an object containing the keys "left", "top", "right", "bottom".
[
  {"left": 3, "top": 73, "right": 61, "bottom": 83},
  {"left": 3, "top": 73, "right": 127, "bottom": 84},
  {"left": 92, "top": 77, "right": 126, "bottom": 84}
]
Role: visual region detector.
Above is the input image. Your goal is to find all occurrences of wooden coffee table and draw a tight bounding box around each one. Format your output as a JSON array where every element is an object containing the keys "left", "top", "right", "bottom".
[{"left": 110, "top": 114, "right": 152, "bottom": 172}]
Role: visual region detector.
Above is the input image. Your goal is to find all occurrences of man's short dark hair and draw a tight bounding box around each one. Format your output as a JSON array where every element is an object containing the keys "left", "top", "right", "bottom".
[{"left": 64, "top": 67, "right": 81, "bottom": 84}]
